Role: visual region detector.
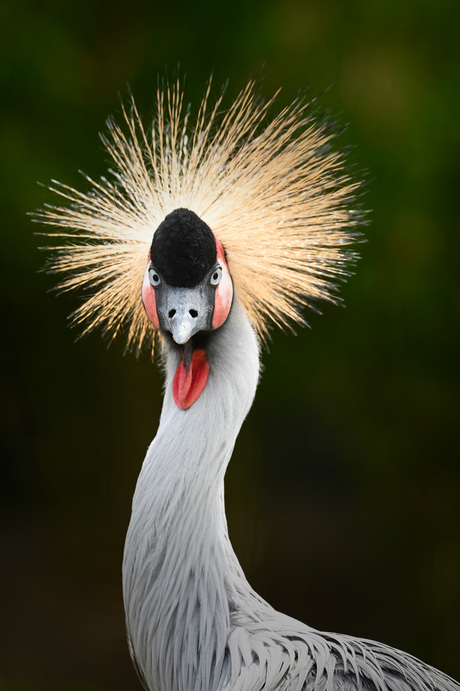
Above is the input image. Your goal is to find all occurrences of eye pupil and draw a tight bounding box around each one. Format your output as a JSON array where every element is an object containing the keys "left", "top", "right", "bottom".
[{"left": 213, "top": 273, "right": 218, "bottom": 280}]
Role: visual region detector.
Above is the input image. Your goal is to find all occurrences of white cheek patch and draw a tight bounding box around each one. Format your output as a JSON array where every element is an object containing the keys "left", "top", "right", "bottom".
[
  {"left": 142, "top": 264, "right": 160, "bottom": 328},
  {"left": 212, "top": 237, "right": 233, "bottom": 329}
]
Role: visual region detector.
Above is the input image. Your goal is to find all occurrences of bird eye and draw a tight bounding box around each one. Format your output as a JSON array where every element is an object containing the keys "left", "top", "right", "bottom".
[
  {"left": 148, "top": 267, "right": 161, "bottom": 287},
  {"left": 210, "top": 266, "right": 222, "bottom": 286}
]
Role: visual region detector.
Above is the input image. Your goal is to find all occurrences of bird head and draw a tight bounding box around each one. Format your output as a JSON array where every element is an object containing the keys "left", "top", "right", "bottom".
[
  {"left": 142, "top": 209, "right": 233, "bottom": 344},
  {"left": 37, "top": 79, "right": 364, "bottom": 411},
  {"left": 142, "top": 208, "right": 233, "bottom": 409}
]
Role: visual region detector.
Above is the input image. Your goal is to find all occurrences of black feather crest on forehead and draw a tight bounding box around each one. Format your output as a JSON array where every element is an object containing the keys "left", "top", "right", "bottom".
[{"left": 151, "top": 209, "right": 217, "bottom": 288}]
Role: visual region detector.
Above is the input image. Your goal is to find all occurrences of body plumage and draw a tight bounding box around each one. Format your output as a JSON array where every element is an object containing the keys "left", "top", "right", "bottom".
[{"left": 123, "top": 297, "right": 458, "bottom": 691}]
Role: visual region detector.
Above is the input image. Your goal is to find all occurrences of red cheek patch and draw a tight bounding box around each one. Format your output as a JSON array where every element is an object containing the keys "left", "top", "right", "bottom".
[
  {"left": 142, "top": 265, "right": 160, "bottom": 328},
  {"left": 173, "top": 348, "right": 210, "bottom": 410},
  {"left": 212, "top": 237, "right": 233, "bottom": 329}
]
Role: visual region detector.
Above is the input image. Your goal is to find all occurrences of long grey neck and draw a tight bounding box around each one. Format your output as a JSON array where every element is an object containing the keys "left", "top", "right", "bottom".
[{"left": 123, "top": 297, "right": 260, "bottom": 691}]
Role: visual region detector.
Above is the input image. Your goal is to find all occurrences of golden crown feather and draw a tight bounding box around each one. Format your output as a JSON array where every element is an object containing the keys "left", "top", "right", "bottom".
[{"left": 36, "top": 78, "right": 364, "bottom": 356}]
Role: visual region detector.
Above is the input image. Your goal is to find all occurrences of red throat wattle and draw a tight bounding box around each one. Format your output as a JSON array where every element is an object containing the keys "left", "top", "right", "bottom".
[{"left": 173, "top": 348, "right": 210, "bottom": 410}]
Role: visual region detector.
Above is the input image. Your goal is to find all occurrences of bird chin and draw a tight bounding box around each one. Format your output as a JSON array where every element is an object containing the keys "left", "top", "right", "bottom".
[{"left": 172, "top": 341, "right": 210, "bottom": 410}]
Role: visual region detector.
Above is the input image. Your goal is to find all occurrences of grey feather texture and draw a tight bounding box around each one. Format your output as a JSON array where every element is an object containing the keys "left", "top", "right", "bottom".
[{"left": 122, "top": 298, "right": 459, "bottom": 691}]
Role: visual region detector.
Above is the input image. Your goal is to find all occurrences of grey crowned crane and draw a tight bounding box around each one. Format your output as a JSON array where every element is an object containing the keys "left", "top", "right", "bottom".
[{"left": 38, "top": 79, "right": 460, "bottom": 691}]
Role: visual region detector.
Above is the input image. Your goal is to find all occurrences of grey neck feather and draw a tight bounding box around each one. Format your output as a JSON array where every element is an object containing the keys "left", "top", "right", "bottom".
[{"left": 123, "top": 297, "right": 261, "bottom": 691}]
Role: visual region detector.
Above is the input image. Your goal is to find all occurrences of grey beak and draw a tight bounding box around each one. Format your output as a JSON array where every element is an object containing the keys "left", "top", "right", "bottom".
[{"left": 156, "top": 285, "right": 213, "bottom": 344}]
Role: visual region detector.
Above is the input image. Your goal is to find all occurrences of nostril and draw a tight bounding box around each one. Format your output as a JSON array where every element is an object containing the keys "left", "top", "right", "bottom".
[
  {"left": 168, "top": 309, "right": 176, "bottom": 318},
  {"left": 189, "top": 309, "right": 198, "bottom": 319}
]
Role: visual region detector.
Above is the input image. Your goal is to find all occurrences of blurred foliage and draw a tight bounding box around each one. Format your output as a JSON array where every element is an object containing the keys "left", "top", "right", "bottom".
[{"left": 1, "top": 0, "right": 459, "bottom": 688}]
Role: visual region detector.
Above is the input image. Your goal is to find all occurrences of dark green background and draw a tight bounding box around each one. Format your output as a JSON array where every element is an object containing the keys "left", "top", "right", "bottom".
[{"left": 1, "top": 0, "right": 459, "bottom": 689}]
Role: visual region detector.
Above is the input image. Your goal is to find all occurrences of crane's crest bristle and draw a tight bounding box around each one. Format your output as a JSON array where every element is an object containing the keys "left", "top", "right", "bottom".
[{"left": 37, "top": 78, "right": 364, "bottom": 356}]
